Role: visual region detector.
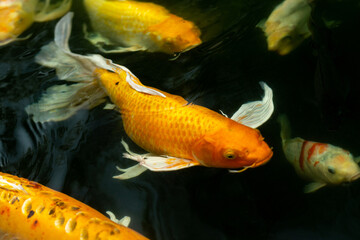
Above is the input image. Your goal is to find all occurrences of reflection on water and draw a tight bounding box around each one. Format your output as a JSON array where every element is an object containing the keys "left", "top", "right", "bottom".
[{"left": 1, "top": 0, "right": 360, "bottom": 239}]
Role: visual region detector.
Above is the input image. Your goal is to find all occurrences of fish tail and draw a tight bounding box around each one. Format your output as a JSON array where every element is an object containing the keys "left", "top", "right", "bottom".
[
  {"left": 26, "top": 12, "right": 110, "bottom": 123},
  {"left": 277, "top": 114, "right": 292, "bottom": 145}
]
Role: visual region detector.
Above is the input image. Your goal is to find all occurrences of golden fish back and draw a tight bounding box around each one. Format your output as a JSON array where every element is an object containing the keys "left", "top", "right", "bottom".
[
  {"left": 0, "top": 172, "right": 148, "bottom": 240},
  {"left": 96, "top": 68, "right": 227, "bottom": 159}
]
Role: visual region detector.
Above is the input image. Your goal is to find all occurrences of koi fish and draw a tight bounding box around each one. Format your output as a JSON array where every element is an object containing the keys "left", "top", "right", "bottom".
[
  {"left": 278, "top": 114, "right": 360, "bottom": 193},
  {"left": 0, "top": 0, "right": 72, "bottom": 46},
  {"left": 0, "top": 172, "right": 148, "bottom": 240},
  {"left": 258, "top": 0, "right": 311, "bottom": 55},
  {"left": 83, "top": 0, "right": 202, "bottom": 54},
  {"left": 26, "top": 13, "right": 274, "bottom": 179}
]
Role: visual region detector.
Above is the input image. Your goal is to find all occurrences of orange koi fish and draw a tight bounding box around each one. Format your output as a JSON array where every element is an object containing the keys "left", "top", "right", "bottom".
[
  {"left": 83, "top": 0, "right": 201, "bottom": 54},
  {"left": 278, "top": 115, "right": 360, "bottom": 193},
  {"left": 26, "top": 13, "right": 274, "bottom": 179},
  {"left": 0, "top": 0, "right": 71, "bottom": 46},
  {"left": 0, "top": 172, "right": 148, "bottom": 239},
  {"left": 258, "top": 0, "right": 311, "bottom": 55}
]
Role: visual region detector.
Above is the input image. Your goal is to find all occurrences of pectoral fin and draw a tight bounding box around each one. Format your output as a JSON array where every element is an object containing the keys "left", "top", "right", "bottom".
[
  {"left": 231, "top": 81, "right": 274, "bottom": 128},
  {"left": 106, "top": 211, "right": 131, "bottom": 227},
  {"left": 304, "top": 182, "right": 326, "bottom": 193},
  {"left": 354, "top": 157, "right": 360, "bottom": 164},
  {"left": 114, "top": 140, "right": 199, "bottom": 179}
]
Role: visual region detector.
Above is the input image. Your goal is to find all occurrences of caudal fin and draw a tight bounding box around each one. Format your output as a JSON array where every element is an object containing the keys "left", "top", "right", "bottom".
[
  {"left": 26, "top": 12, "right": 108, "bottom": 123},
  {"left": 277, "top": 114, "right": 292, "bottom": 144}
]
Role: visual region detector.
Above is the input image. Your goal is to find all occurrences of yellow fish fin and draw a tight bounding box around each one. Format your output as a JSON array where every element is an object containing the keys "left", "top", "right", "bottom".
[
  {"left": 230, "top": 81, "right": 274, "bottom": 128},
  {"left": 304, "top": 182, "right": 327, "bottom": 193}
]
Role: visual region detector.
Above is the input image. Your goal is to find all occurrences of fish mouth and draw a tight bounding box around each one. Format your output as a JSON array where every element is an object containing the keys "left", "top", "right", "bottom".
[
  {"left": 228, "top": 151, "right": 273, "bottom": 173},
  {"left": 350, "top": 172, "right": 360, "bottom": 182}
]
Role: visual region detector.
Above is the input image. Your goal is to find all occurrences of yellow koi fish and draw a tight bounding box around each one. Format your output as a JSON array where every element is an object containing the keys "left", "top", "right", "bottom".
[
  {"left": 0, "top": 172, "right": 148, "bottom": 239},
  {"left": 278, "top": 115, "right": 360, "bottom": 193},
  {"left": 0, "top": 0, "right": 71, "bottom": 46},
  {"left": 83, "top": 0, "right": 202, "bottom": 54},
  {"left": 26, "top": 13, "right": 274, "bottom": 179},
  {"left": 259, "top": 0, "right": 311, "bottom": 55}
]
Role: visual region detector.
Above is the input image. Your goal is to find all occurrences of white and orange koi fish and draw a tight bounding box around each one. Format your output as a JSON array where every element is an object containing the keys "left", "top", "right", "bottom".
[
  {"left": 0, "top": 0, "right": 72, "bottom": 46},
  {"left": 278, "top": 114, "right": 360, "bottom": 193},
  {"left": 0, "top": 172, "right": 148, "bottom": 240},
  {"left": 258, "top": 0, "right": 311, "bottom": 55},
  {"left": 83, "top": 0, "right": 202, "bottom": 54}
]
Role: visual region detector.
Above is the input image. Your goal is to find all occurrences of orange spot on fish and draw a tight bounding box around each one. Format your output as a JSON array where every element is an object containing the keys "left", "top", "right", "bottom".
[
  {"left": 313, "top": 161, "right": 320, "bottom": 167},
  {"left": 307, "top": 143, "right": 328, "bottom": 161},
  {"left": 299, "top": 141, "right": 308, "bottom": 171},
  {"left": 31, "top": 219, "right": 39, "bottom": 229}
]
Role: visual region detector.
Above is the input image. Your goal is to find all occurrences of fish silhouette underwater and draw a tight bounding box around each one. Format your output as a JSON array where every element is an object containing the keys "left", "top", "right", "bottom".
[
  {"left": 0, "top": 0, "right": 71, "bottom": 46},
  {"left": 26, "top": 13, "right": 274, "bottom": 179},
  {"left": 83, "top": 0, "right": 202, "bottom": 55},
  {"left": 0, "top": 172, "right": 148, "bottom": 240},
  {"left": 278, "top": 114, "right": 360, "bottom": 193}
]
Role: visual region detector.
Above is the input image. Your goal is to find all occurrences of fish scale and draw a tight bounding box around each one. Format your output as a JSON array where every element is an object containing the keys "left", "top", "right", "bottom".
[
  {"left": 0, "top": 172, "right": 148, "bottom": 240},
  {"left": 95, "top": 68, "right": 249, "bottom": 160}
]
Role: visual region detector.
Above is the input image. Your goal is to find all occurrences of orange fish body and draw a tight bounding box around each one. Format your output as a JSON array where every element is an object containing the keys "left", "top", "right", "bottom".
[
  {"left": 83, "top": 0, "right": 202, "bottom": 54},
  {"left": 26, "top": 13, "right": 273, "bottom": 177},
  {"left": 0, "top": 0, "right": 71, "bottom": 46},
  {"left": 96, "top": 68, "right": 272, "bottom": 169},
  {"left": 0, "top": 172, "right": 148, "bottom": 240}
]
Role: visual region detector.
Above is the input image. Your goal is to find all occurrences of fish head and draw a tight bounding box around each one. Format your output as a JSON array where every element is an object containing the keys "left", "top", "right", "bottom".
[
  {"left": 148, "top": 14, "right": 202, "bottom": 54},
  {"left": 0, "top": 3, "right": 34, "bottom": 45},
  {"left": 192, "top": 120, "right": 273, "bottom": 169},
  {"left": 319, "top": 148, "right": 360, "bottom": 184},
  {"left": 264, "top": 22, "right": 308, "bottom": 55}
]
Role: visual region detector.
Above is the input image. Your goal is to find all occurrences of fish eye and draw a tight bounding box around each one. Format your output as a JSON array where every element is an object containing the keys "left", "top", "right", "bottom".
[
  {"left": 223, "top": 150, "right": 237, "bottom": 160},
  {"left": 328, "top": 167, "right": 336, "bottom": 174}
]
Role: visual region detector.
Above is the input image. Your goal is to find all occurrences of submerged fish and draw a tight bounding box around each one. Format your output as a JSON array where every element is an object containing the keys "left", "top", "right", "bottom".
[
  {"left": 278, "top": 114, "right": 360, "bottom": 193},
  {"left": 259, "top": 0, "right": 311, "bottom": 55},
  {"left": 26, "top": 13, "right": 274, "bottom": 179},
  {"left": 83, "top": 0, "right": 202, "bottom": 54},
  {"left": 0, "top": 172, "right": 148, "bottom": 240},
  {"left": 0, "top": 0, "right": 72, "bottom": 46}
]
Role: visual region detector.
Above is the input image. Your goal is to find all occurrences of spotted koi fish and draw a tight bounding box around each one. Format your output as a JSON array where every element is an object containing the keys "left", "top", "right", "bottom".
[
  {"left": 26, "top": 13, "right": 274, "bottom": 179},
  {"left": 278, "top": 114, "right": 360, "bottom": 193},
  {"left": 0, "top": 172, "right": 148, "bottom": 240},
  {"left": 258, "top": 0, "right": 311, "bottom": 55},
  {"left": 0, "top": 0, "right": 71, "bottom": 46},
  {"left": 83, "top": 0, "right": 201, "bottom": 54}
]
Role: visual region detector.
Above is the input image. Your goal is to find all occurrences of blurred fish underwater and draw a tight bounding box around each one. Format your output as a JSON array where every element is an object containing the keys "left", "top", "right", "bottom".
[{"left": 1, "top": 0, "right": 360, "bottom": 239}]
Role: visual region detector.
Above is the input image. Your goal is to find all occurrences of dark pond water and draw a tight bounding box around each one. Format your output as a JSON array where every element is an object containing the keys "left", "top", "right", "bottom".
[{"left": 1, "top": 0, "right": 360, "bottom": 239}]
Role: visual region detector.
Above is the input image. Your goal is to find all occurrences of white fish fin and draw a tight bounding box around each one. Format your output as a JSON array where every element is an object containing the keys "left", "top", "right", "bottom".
[
  {"left": 304, "top": 182, "right": 327, "bottom": 193},
  {"left": 106, "top": 211, "right": 131, "bottom": 227},
  {"left": 26, "top": 83, "right": 107, "bottom": 122},
  {"left": 113, "top": 164, "right": 148, "bottom": 180},
  {"left": 34, "top": 0, "right": 72, "bottom": 22},
  {"left": 277, "top": 114, "right": 292, "bottom": 142},
  {"left": 103, "top": 103, "right": 116, "bottom": 110},
  {"left": 230, "top": 81, "right": 274, "bottom": 128},
  {"left": 119, "top": 140, "right": 199, "bottom": 171},
  {"left": 111, "top": 63, "right": 166, "bottom": 97}
]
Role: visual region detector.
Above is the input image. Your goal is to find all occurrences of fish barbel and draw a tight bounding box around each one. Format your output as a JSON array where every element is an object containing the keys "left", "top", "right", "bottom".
[
  {"left": 83, "top": 0, "right": 202, "bottom": 54},
  {"left": 0, "top": 0, "right": 71, "bottom": 46},
  {"left": 0, "top": 172, "right": 148, "bottom": 239},
  {"left": 26, "top": 13, "right": 274, "bottom": 179}
]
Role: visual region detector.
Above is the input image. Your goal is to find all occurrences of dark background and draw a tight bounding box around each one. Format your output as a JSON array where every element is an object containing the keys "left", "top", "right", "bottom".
[{"left": 1, "top": 0, "right": 360, "bottom": 239}]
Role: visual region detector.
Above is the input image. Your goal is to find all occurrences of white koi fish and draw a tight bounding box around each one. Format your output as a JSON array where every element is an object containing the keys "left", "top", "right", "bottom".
[{"left": 278, "top": 114, "right": 360, "bottom": 193}]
